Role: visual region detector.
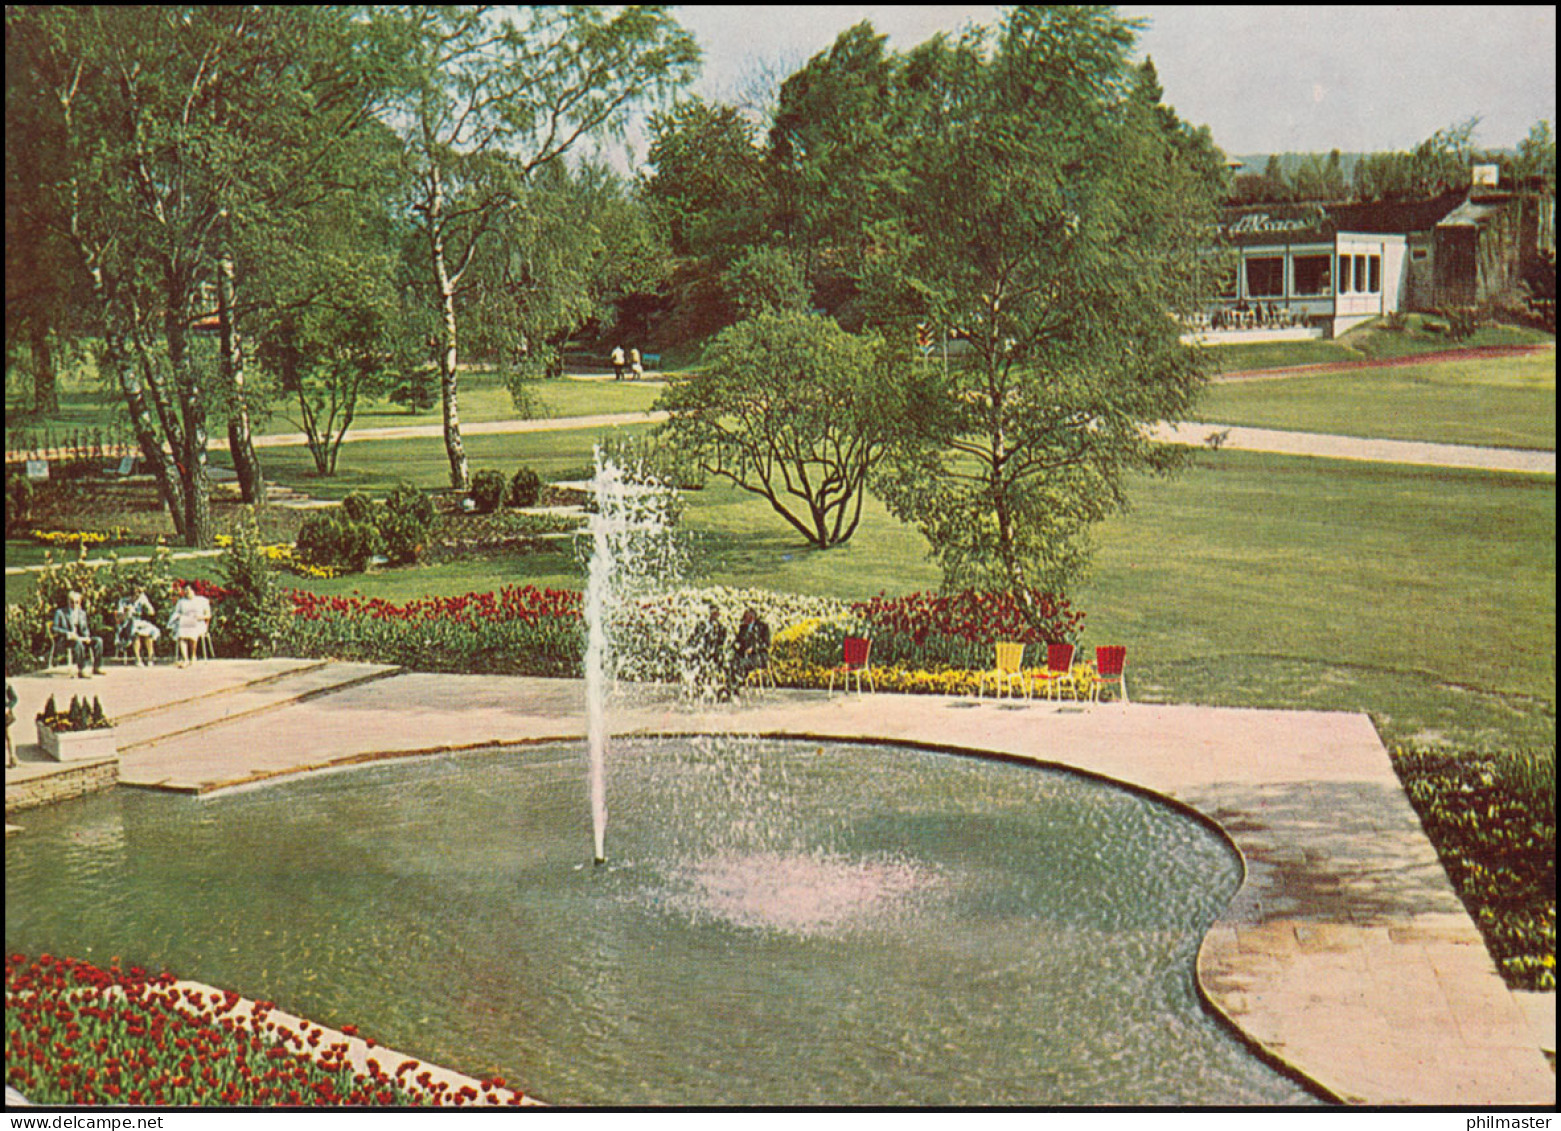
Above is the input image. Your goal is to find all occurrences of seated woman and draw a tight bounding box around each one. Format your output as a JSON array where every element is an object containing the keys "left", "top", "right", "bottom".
[
  {"left": 115, "top": 586, "right": 162, "bottom": 667},
  {"left": 167, "top": 584, "right": 212, "bottom": 669}
]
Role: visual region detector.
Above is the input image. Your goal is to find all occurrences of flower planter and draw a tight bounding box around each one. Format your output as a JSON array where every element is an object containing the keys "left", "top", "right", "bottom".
[{"left": 36, "top": 722, "right": 118, "bottom": 763}]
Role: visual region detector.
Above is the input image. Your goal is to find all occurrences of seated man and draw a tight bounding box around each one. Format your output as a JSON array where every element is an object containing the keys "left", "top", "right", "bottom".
[
  {"left": 733, "top": 607, "right": 771, "bottom": 688},
  {"left": 53, "top": 590, "right": 104, "bottom": 678}
]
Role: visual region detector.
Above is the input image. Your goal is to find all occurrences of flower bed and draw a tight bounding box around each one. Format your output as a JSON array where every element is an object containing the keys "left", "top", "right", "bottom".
[
  {"left": 213, "top": 534, "right": 339, "bottom": 580},
  {"left": 277, "top": 586, "right": 585, "bottom": 677},
  {"left": 850, "top": 589, "right": 1085, "bottom": 672},
  {"left": 27, "top": 526, "right": 132, "bottom": 548},
  {"left": 772, "top": 660, "right": 1101, "bottom": 699},
  {"left": 4, "top": 954, "right": 522, "bottom": 1106},
  {"left": 1391, "top": 745, "right": 1556, "bottom": 991}
]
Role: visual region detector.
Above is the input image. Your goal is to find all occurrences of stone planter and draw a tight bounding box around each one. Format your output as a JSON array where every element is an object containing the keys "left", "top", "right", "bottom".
[{"left": 36, "top": 722, "right": 118, "bottom": 763}]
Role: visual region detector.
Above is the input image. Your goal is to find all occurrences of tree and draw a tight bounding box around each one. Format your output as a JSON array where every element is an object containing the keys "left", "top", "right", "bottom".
[
  {"left": 658, "top": 311, "right": 900, "bottom": 548},
  {"left": 383, "top": 5, "right": 697, "bottom": 489},
  {"left": 864, "top": 9, "right": 1220, "bottom": 594},
  {"left": 6, "top": 6, "right": 392, "bottom": 545}
]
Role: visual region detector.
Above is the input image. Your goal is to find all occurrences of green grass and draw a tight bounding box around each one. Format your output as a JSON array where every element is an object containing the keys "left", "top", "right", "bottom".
[
  {"left": 1197, "top": 353, "right": 1557, "bottom": 449},
  {"left": 1203, "top": 316, "right": 1553, "bottom": 374},
  {"left": 211, "top": 423, "right": 657, "bottom": 500},
  {"left": 4, "top": 366, "right": 662, "bottom": 440}
]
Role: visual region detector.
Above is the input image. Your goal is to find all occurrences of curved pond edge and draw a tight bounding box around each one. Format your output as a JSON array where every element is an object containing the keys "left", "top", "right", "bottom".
[{"left": 196, "top": 728, "right": 1346, "bottom": 1105}]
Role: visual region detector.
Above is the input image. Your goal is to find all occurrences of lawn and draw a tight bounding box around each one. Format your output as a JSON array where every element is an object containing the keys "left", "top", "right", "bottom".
[
  {"left": 1202, "top": 316, "right": 1552, "bottom": 374},
  {"left": 4, "top": 366, "right": 663, "bottom": 442},
  {"left": 1196, "top": 352, "right": 1557, "bottom": 449}
]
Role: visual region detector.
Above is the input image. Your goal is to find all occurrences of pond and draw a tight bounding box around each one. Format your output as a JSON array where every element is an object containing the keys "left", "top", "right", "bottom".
[{"left": 5, "top": 738, "right": 1320, "bottom": 1105}]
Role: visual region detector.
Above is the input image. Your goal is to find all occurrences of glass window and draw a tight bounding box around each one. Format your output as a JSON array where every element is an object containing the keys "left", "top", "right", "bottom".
[
  {"left": 1368, "top": 255, "right": 1381, "bottom": 293},
  {"left": 1411, "top": 248, "right": 1429, "bottom": 261},
  {"left": 1293, "top": 255, "right": 1332, "bottom": 296},
  {"left": 1353, "top": 255, "right": 1366, "bottom": 293},
  {"left": 1338, "top": 255, "right": 1353, "bottom": 294},
  {"left": 1244, "top": 257, "right": 1284, "bottom": 298}
]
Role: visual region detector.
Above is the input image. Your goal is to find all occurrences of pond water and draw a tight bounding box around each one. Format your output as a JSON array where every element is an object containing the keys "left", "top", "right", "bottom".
[{"left": 5, "top": 738, "right": 1319, "bottom": 1105}]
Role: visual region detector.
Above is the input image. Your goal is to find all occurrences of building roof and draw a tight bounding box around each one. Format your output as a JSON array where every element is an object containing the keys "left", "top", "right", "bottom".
[{"left": 1321, "top": 190, "right": 1466, "bottom": 235}]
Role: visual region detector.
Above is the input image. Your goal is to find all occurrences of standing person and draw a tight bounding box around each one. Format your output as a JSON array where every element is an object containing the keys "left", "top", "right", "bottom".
[
  {"left": 5, "top": 676, "right": 17, "bottom": 768},
  {"left": 168, "top": 584, "right": 212, "bottom": 669},
  {"left": 611, "top": 345, "right": 626, "bottom": 381},
  {"left": 115, "top": 586, "right": 162, "bottom": 667},
  {"left": 52, "top": 590, "right": 104, "bottom": 678},
  {"left": 628, "top": 347, "right": 642, "bottom": 381},
  {"left": 734, "top": 607, "right": 771, "bottom": 688}
]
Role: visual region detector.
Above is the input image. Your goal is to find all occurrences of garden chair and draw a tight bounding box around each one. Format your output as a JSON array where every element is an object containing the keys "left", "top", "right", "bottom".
[
  {"left": 827, "top": 636, "right": 875, "bottom": 696},
  {"left": 975, "top": 641, "right": 1028, "bottom": 700},
  {"left": 1030, "top": 642, "right": 1078, "bottom": 700},
  {"left": 1091, "top": 645, "right": 1128, "bottom": 704}
]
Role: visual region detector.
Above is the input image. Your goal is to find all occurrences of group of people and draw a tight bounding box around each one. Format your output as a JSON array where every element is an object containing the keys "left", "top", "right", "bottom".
[
  {"left": 49, "top": 584, "right": 212, "bottom": 678},
  {"left": 689, "top": 606, "right": 771, "bottom": 700},
  {"left": 609, "top": 345, "right": 645, "bottom": 381}
]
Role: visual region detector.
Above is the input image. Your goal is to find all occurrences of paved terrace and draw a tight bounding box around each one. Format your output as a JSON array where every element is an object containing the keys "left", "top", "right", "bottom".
[{"left": 5, "top": 662, "right": 1555, "bottom": 1106}]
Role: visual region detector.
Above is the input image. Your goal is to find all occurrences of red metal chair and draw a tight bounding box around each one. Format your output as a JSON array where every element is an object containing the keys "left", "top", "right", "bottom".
[
  {"left": 828, "top": 636, "right": 875, "bottom": 695},
  {"left": 1031, "top": 642, "right": 1077, "bottom": 700},
  {"left": 1092, "top": 645, "right": 1128, "bottom": 703}
]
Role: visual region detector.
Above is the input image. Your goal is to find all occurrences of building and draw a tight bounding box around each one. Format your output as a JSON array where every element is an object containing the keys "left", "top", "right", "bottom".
[{"left": 1202, "top": 172, "right": 1555, "bottom": 340}]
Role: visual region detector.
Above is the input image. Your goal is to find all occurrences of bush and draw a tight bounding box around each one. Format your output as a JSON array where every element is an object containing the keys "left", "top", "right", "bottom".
[
  {"left": 469, "top": 469, "right": 506, "bottom": 515},
  {"left": 1439, "top": 306, "right": 1482, "bottom": 341},
  {"left": 377, "top": 510, "right": 427, "bottom": 566},
  {"left": 213, "top": 507, "right": 289, "bottom": 658},
  {"left": 295, "top": 512, "right": 384, "bottom": 574},
  {"left": 384, "top": 482, "right": 434, "bottom": 528},
  {"left": 507, "top": 467, "right": 543, "bottom": 508},
  {"left": 340, "top": 492, "right": 380, "bottom": 526},
  {"left": 6, "top": 473, "right": 34, "bottom": 535}
]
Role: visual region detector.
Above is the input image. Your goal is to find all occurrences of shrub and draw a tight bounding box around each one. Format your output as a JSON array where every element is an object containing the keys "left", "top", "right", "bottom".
[
  {"left": 1439, "top": 306, "right": 1482, "bottom": 341},
  {"left": 6, "top": 473, "right": 34, "bottom": 534},
  {"left": 340, "top": 492, "right": 380, "bottom": 526},
  {"left": 213, "top": 507, "right": 289, "bottom": 658},
  {"left": 384, "top": 482, "right": 434, "bottom": 528},
  {"left": 295, "top": 512, "right": 384, "bottom": 574},
  {"left": 377, "top": 510, "right": 427, "bottom": 566},
  {"left": 469, "top": 469, "right": 506, "bottom": 515},
  {"left": 507, "top": 467, "right": 543, "bottom": 508}
]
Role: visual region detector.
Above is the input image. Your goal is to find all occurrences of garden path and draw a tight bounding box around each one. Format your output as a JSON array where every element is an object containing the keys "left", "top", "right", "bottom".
[
  {"left": 207, "top": 410, "right": 1555, "bottom": 475},
  {"left": 5, "top": 663, "right": 1552, "bottom": 1105}
]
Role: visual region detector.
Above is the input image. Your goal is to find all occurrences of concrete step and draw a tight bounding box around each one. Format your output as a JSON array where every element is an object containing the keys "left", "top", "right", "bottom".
[{"left": 115, "top": 661, "right": 400, "bottom": 753}]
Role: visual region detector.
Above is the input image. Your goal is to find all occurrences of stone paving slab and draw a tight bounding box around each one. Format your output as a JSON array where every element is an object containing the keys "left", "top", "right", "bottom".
[
  {"left": 17, "top": 668, "right": 1556, "bottom": 1106},
  {"left": 115, "top": 661, "right": 398, "bottom": 752}
]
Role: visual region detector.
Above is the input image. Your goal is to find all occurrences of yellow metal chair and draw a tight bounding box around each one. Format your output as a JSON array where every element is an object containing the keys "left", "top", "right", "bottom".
[{"left": 975, "top": 642, "right": 1028, "bottom": 700}]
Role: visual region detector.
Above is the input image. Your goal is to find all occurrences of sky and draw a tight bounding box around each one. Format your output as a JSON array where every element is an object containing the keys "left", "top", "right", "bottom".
[{"left": 658, "top": 4, "right": 1556, "bottom": 159}]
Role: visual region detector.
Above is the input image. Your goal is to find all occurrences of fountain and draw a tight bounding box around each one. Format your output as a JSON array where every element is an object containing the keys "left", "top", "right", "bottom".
[{"left": 581, "top": 445, "right": 686, "bottom": 864}]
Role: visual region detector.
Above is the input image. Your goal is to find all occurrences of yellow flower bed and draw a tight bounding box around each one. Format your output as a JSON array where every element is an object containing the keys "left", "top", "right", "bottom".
[
  {"left": 29, "top": 527, "right": 131, "bottom": 546},
  {"left": 213, "top": 535, "right": 340, "bottom": 579},
  {"left": 771, "top": 661, "right": 1100, "bottom": 699}
]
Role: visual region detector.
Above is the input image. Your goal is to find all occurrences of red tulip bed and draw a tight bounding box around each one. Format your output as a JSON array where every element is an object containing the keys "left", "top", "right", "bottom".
[
  {"left": 5, "top": 954, "right": 525, "bottom": 1107},
  {"left": 277, "top": 586, "right": 585, "bottom": 677},
  {"left": 849, "top": 589, "right": 1086, "bottom": 671}
]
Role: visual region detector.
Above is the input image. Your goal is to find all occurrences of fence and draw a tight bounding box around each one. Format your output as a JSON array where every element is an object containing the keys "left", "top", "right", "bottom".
[{"left": 4, "top": 427, "right": 135, "bottom": 477}]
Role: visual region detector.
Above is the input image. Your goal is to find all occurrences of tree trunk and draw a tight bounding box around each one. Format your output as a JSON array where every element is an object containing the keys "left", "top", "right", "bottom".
[
  {"left": 427, "top": 168, "right": 469, "bottom": 490},
  {"left": 30, "top": 322, "right": 59, "bottom": 415},
  {"left": 166, "top": 309, "right": 212, "bottom": 548},
  {"left": 102, "top": 327, "right": 188, "bottom": 543},
  {"left": 218, "top": 226, "right": 266, "bottom": 505}
]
